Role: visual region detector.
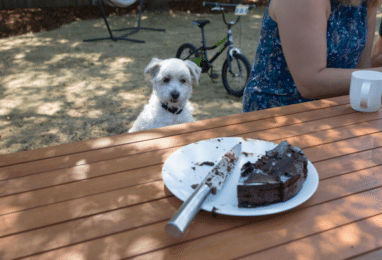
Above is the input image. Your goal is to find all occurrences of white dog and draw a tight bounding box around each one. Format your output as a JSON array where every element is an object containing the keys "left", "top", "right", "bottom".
[{"left": 128, "top": 57, "right": 202, "bottom": 133}]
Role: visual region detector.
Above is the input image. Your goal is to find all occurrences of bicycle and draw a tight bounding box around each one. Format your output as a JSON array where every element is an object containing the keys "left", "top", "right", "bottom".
[{"left": 175, "top": 1, "right": 255, "bottom": 97}]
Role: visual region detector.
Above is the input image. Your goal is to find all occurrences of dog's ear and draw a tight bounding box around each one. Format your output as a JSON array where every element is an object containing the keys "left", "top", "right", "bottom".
[
  {"left": 184, "top": 60, "right": 202, "bottom": 85},
  {"left": 144, "top": 57, "right": 163, "bottom": 80}
]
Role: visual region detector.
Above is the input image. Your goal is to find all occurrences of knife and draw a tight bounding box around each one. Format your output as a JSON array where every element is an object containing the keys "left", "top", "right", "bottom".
[{"left": 165, "top": 142, "right": 242, "bottom": 238}]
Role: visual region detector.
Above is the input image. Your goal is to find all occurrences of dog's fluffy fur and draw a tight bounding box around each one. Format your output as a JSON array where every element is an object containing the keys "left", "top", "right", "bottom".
[{"left": 128, "top": 57, "right": 202, "bottom": 133}]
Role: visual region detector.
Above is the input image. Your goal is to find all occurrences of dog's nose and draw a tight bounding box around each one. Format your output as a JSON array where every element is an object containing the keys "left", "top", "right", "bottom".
[{"left": 171, "top": 91, "right": 180, "bottom": 100}]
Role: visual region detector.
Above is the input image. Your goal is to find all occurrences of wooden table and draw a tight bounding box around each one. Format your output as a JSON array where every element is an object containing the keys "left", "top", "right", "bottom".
[{"left": 1, "top": 95, "right": 382, "bottom": 260}]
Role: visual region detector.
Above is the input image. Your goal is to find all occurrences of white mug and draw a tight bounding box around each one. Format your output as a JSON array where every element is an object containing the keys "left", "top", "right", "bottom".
[{"left": 350, "top": 70, "right": 382, "bottom": 112}]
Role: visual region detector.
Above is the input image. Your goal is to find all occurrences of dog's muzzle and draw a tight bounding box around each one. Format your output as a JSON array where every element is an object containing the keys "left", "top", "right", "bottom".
[{"left": 162, "top": 103, "right": 183, "bottom": 115}]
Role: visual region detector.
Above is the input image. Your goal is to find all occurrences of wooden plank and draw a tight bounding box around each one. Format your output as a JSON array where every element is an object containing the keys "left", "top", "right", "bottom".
[
  {"left": 0, "top": 180, "right": 168, "bottom": 237},
  {"left": 310, "top": 147, "right": 382, "bottom": 180},
  {"left": 305, "top": 162, "right": 382, "bottom": 206},
  {"left": 0, "top": 103, "right": 362, "bottom": 180},
  {"left": 1, "top": 155, "right": 382, "bottom": 240},
  {"left": 0, "top": 142, "right": 377, "bottom": 219},
  {"left": 350, "top": 248, "right": 382, "bottom": 260},
  {"left": 0, "top": 198, "right": 176, "bottom": 259},
  {"left": 1, "top": 101, "right": 348, "bottom": 167},
  {"left": 302, "top": 131, "right": 382, "bottom": 162},
  {"left": 126, "top": 189, "right": 382, "bottom": 260},
  {"left": 240, "top": 214, "right": 382, "bottom": 260},
  {"left": 3, "top": 115, "right": 382, "bottom": 213},
  {"left": 278, "top": 118, "right": 382, "bottom": 148},
  {"left": 0, "top": 163, "right": 166, "bottom": 215},
  {"left": 0, "top": 98, "right": 380, "bottom": 258},
  {"left": 253, "top": 115, "right": 382, "bottom": 147},
  {"left": 0, "top": 157, "right": 164, "bottom": 197},
  {"left": 14, "top": 187, "right": 382, "bottom": 260},
  {"left": 2, "top": 109, "right": 382, "bottom": 196},
  {"left": 1, "top": 111, "right": 382, "bottom": 198},
  {"left": 2, "top": 140, "right": 382, "bottom": 215},
  {"left": 0, "top": 95, "right": 350, "bottom": 167}
]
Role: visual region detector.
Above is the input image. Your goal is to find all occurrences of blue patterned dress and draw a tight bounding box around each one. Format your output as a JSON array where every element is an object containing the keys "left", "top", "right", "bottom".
[{"left": 242, "top": 0, "right": 368, "bottom": 112}]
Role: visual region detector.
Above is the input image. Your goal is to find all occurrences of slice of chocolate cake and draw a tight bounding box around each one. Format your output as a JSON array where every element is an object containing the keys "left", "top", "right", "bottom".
[{"left": 238, "top": 141, "right": 308, "bottom": 208}]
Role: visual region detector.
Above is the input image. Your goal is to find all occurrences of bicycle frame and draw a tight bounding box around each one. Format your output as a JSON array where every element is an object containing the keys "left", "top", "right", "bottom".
[
  {"left": 185, "top": 24, "right": 241, "bottom": 73},
  {"left": 200, "top": 36, "right": 230, "bottom": 65}
]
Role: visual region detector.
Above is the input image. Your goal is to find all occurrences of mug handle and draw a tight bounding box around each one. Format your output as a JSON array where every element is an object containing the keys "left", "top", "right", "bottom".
[{"left": 360, "top": 82, "right": 371, "bottom": 109}]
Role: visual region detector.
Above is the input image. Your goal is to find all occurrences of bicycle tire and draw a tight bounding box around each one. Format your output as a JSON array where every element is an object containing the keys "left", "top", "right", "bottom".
[
  {"left": 222, "top": 53, "right": 251, "bottom": 97},
  {"left": 176, "top": 43, "right": 198, "bottom": 61}
]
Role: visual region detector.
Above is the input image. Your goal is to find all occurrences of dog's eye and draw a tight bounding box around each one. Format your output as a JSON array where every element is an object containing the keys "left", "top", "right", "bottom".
[
  {"left": 163, "top": 78, "right": 170, "bottom": 83},
  {"left": 180, "top": 79, "right": 186, "bottom": 84}
]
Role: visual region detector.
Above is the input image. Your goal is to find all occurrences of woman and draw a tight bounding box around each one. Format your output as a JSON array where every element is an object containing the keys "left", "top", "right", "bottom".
[
  {"left": 372, "top": 20, "right": 382, "bottom": 67},
  {"left": 243, "top": 0, "right": 380, "bottom": 112}
]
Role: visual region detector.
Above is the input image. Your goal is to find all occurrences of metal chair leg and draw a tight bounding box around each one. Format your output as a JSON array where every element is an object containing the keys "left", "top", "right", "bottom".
[
  {"left": 113, "top": 0, "right": 166, "bottom": 37},
  {"left": 84, "top": 0, "right": 165, "bottom": 43}
]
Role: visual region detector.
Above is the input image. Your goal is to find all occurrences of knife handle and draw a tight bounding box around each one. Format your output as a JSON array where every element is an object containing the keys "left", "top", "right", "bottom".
[{"left": 165, "top": 183, "right": 212, "bottom": 238}]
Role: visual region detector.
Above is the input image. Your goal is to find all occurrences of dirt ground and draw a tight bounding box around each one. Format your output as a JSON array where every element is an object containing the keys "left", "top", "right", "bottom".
[
  {"left": 0, "top": 3, "right": 266, "bottom": 154},
  {"left": 1, "top": 4, "right": 382, "bottom": 155}
]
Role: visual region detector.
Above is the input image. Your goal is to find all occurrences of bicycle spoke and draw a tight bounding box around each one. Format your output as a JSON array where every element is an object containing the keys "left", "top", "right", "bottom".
[{"left": 227, "top": 58, "right": 246, "bottom": 91}]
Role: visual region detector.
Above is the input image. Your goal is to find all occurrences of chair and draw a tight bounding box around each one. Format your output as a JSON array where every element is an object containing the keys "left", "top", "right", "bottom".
[{"left": 84, "top": 0, "right": 165, "bottom": 43}]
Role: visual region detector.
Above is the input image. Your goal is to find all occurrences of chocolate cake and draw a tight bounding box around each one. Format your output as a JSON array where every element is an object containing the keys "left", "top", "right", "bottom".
[{"left": 237, "top": 141, "right": 308, "bottom": 208}]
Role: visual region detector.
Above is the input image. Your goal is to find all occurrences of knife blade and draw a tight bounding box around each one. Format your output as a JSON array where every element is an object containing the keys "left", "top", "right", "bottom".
[{"left": 165, "top": 142, "right": 242, "bottom": 238}]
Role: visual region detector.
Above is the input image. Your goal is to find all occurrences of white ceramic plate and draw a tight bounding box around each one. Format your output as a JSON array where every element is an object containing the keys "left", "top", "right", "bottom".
[{"left": 162, "top": 137, "right": 319, "bottom": 216}]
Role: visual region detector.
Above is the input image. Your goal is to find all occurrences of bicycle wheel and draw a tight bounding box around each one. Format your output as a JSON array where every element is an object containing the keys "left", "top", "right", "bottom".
[
  {"left": 176, "top": 43, "right": 198, "bottom": 61},
  {"left": 222, "top": 53, "right": 251, "bottom": 97}
]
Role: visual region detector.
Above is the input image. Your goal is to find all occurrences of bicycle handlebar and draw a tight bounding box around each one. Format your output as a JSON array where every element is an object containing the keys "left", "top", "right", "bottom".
[
  {"left": 202, "top": 2, "right": 256, "bottom": 26},
  {"left": 211, "top": 7, "right": 224, "bottom": 11}
]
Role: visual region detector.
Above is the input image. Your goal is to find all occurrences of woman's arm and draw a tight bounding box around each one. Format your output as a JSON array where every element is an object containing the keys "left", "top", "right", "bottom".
[
  {"left": 355, "top": 3, "right": 377, "bottom": 69},
  {"left": 372, "top": 19, "right": 382, "bottom": 67},
  {"left": 371, "top": 35, "right": 382, "bottom": 67},
  {"left": 271, "top": 0, "right": 380, "bottom": 99}
]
